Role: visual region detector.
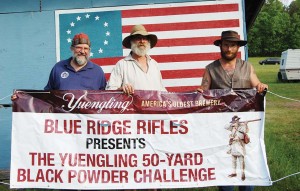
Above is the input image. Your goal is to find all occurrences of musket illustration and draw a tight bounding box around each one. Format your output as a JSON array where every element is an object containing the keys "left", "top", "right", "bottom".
[{"left": 239, "top": 119, "right": 261, "bottom": 123}]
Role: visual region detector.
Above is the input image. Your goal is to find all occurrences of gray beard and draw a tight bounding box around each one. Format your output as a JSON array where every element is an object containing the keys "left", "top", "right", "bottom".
[
  {"left": 131, "top": 43, "right": 150, "bottom": 57},
  {"left": 73, "top": 55, "right": 88, "bottom": 66}
]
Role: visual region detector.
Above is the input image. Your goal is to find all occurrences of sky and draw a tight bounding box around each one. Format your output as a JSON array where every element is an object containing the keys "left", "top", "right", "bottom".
[{"left": 280, "top": 0, "right": 294, "bottom": 6}]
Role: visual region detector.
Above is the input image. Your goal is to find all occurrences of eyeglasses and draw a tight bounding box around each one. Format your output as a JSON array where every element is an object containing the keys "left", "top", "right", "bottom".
[
  {"left": 221, "top": 42, "right": 238, "bottom": 49},
  {"left": 132, "top": 35, "right": 149, "bottom": 41},
  {"left": 73, "top": 46, "right": 90, "bottom": 52}
]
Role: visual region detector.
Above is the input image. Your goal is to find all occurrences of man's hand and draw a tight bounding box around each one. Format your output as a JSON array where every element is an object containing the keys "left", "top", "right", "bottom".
[
  {"left": 196, "top": 86, "right": 204, "bottom": 93},
  {"left": 11, "top": 93, "right": 18, "bottom": 101},
  {"left": 256, "top": 83, "right": 268, "bottom": 93},
  {"left": 122, "top": 84, "right": 134, "bottom": 95}
]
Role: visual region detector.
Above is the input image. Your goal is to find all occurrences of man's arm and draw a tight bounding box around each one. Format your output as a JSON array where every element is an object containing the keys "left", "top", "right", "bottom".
[
  {"left": 105, "top": 62, "right": 135, "bottom": 94},
  {"left": 249, "top": 64, "right": 268, "bottom": 93},
  {"left": 197, "top": 70, "right": 211, "bottom": 92}
]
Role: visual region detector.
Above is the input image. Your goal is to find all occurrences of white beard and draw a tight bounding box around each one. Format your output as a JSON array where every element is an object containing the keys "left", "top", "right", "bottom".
[{"left": 131, "top": 42, "right": 150, "bottom": 57}]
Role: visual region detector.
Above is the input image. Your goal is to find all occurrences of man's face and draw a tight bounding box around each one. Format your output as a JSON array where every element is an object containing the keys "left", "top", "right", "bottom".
[
  {"left": 71, "top": 44, "right": 90, "bottom": 66},
  {"left": 130, "top": 35, "right": 150, "bottom": 56},
  {"left": 220, "top": 40, "right": 240, "bottom": 61}
]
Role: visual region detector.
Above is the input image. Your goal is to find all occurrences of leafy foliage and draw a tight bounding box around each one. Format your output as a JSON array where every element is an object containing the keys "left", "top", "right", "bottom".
[{"left": 248, "top": 0, "right": 300, "bottom": 56}]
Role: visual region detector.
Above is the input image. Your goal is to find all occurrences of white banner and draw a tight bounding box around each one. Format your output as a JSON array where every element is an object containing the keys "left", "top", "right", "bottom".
[{"left": 10, "top": 90, "right": 271, "bottom": 189}]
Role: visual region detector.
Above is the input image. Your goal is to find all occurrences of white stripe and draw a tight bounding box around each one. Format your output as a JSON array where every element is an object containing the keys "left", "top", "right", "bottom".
[
  {"left": 159, "top": 61, "right": 211, "bottom": 70},
  {"left": 102, "top": 61, "right": 211, "bottom": 73},
  {"left": 123, "top": 45, "right": 219, "bottom": 55},
  {"left": 102, "top": 65, "right": 115, "bottom": 73},
  {"left": 163, "top": 77, "right": 202, "bottom": 87},
  {"left": 122, "top": 11, "right": 242, "bottom": 26},
  {"left": 55, "top": 1, "right": 240, "bottom": 14},
  {"left": 122, "top": 27, "right": 244, "bottom": 42}
]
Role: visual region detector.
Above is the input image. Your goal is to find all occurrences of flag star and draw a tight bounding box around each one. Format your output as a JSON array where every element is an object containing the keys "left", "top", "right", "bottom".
[
  {"left": 104, "top": 22, "right": 108, "bottom": 27},
  {"left": 95, "top": 16, "right": 100, "bottom": 20},
  {"left": 98, "top": 48, "right": 103, "bottom": 53},
  {"left": 70, "top": 22, "right": 75, "bottom": 27},
  {"left": 85, "top": 14, "right": 90, "bottom": 19},
  {"left": 104, "top": 40, "right": 108, "bottom": 45},
  {"left": 90, "top": 52, "right": 94, "bottom": 57},
  {"left": 76, "top": 16, "right": 81, "bottom": 21},
  {"left": 67, "top": 38, "right": 72, "bottom": 43},
  {"left": 66, "top": 29, "right": 71, "bottom": 34},
  {"left": 106, "top": 31, "right": 110, "bottom": 36}
]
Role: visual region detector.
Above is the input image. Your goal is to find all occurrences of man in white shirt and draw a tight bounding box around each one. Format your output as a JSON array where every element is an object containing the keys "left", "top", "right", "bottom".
[{"left": 106, "top": 25, "right": 166, "bottom": 94}]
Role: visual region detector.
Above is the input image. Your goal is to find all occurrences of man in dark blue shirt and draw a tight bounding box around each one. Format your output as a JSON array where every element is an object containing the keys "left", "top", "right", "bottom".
[
  {"left": 11, "top": 33, "right": 106, "bottom": 100},
  {"left": 44, "top": 33, "right": 106, "bottom": 90}
]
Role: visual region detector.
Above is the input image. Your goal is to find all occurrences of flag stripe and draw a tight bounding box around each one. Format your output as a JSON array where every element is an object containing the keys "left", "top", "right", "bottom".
[
  {"left": 122, "top": 19, "right": 240, "bottom": 33},
  {"left": 122, "top": 11, "right": 241, "bottom": 26},
  {"left": 161, "top": 69, "right": 205, "bottom": 79},
  {"left": 104, "top": 69, "right": 205, "bottom": 80},
  {"left": 91, "top": 52, "right": 219, "bottom": 66},
  {"left": 92, "top": 52, "right": 241, "bottom": 66},
  {"left": 152, "top": 52, "right": 221, "bottom": 63},
  {"left": 101, "top": 61, "right": 210, "bottom": 73},
  {"left": 156, "top": 36, "right": 220, "bottom": 47},
  {"left": 121, "top": 4, "right": 239, "bottom": 18},
  {"left": 163, "top": 77, "right": 201, "bottom": 87}
]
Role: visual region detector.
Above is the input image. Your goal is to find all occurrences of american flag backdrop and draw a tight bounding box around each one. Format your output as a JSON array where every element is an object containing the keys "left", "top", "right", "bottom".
[{"left": 55, "top": 0, "right": 246, "bottom": 92}]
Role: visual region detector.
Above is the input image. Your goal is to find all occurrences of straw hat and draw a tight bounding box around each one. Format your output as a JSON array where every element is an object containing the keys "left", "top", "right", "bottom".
[
  {"left": 122, "top": 25, "right": 158, "bottom": 48},
  {"left": 214, "top": 30, "right": 247, "bottom": 46}
]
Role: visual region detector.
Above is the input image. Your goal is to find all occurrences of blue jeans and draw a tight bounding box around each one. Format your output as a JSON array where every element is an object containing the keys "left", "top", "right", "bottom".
[{"left": 219, "top": 186, "right": 254, "bottom": 191}]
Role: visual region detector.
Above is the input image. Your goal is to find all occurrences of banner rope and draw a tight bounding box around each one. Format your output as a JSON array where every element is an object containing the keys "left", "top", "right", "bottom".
[
  {"left": 0, "top": 90, "right": 299, "bottom": 100},
  {"left": 268, "top": 90, "right": 300, "bottom": 102},
  {"left": 0, "top": 181, "right": 9, "bottom": 185},
  {"left": 271, "top": 171, "right": 300, "bottom": 183},
  {"left": 0, "top": 94, "right": 12, "bottom": 101},
  {"left": 1, "top": 172, "right": 300, "bottom": 186}
]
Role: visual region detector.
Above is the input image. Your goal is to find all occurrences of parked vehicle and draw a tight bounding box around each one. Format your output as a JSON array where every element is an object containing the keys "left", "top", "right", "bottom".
[
  {"left": 278, "top": 49, "right": 300, "bottom": 82},
  {"left": 259, "top": 57, "right": 281, "bottom": 65}
]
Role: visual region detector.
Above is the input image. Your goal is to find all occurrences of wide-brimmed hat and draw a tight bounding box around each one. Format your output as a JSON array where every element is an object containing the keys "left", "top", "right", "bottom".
[
  {"left": 214, "top": 30, "right": 247, "bottom": 46},
  {"left": 72, "top": 33, "right": 91, "bottom": 47},
  {"left": 230, "top": 115, "right": 240, "bottom": 123},
  {"left": 122, "top": 25, "right": 158, "bottom": 49}
]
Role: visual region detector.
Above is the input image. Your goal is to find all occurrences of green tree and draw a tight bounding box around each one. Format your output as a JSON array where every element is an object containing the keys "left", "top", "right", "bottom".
[
  {"left": 248, "top": 0, "right": 291, "bottom": 56},
  {"left": 288, "top": 0, "right": 300, "bottom": 15},
  {"left": 286, "top": 0, "right": 300, "bottom": 48}
]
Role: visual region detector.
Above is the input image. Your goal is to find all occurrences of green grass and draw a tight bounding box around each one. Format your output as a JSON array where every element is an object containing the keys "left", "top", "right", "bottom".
[
  {"left": 1, "top": 58, "right": 299, "bottom": 191},
  {"left": 248, "top": 57, "right": 300, "bottom": 191}
]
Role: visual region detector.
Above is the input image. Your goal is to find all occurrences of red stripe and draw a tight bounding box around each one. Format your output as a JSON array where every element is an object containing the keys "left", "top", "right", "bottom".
[
  {"left": 156, "top": 36, "right": 220, "bottom": 47},
  {"left": 157, "top": 35, "right": 242, "bottom": 47},
  {"left": 121, "top": 4, "right": 238, "bottom": 18},
  {"left": 91, "top": 57, "right": 124, "bottom": 66},
  {"left": 161, "top": 69, "right": 205, "bottom": 79},
  {"left": 92, "top": 53, "right": 219, "bottom": 66},
  {"left": 166, "top": 86, "right": 200, "bottom": 92},
  {"left": 122, "top": 20, "right": 239, "bottom": 33},
  {"left": 152, "top": 52, "right": 241, "bottom": 62},
  {"left": 105, "top": 69, "right": 205, "bottom": 80},
  {"left": 104, "top": 73, "right": 110, "bottom": 81},
  {"left": 152, "top": 52, "right": 220, "bottom": 63},
  {"left": 92, "top": 52, "right": 241, "bottom": 66}
]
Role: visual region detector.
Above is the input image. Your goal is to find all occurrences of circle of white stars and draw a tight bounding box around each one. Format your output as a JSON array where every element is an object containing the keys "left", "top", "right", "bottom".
[{"left": 65, "top": 13, "right": 111, "bottom": 57}]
